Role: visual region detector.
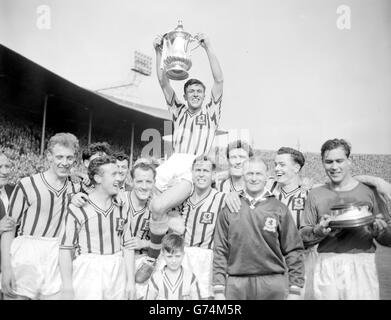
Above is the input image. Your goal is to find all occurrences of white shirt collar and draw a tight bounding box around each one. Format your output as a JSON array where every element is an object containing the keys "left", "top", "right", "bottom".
[{"left": 243, "top": 189, "right": 270, "bottom": 208}]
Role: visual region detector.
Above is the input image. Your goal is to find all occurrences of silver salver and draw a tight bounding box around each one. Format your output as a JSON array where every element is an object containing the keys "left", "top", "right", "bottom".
[{"left": 329, "top": 201, "right": 375, "bottom": 228}]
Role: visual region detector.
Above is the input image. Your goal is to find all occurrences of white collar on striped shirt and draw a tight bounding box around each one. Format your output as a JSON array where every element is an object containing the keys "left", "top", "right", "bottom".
[
  {"left": 40, "top": 172, "right": 68, "bottom": 197},
  {"left": 188, "top": 188, "right": 213, "bottom": 208},
  {"left": 88, "top": 198, "right": 115, "bottom": 217},
  {"left": 162, "top": 266, "right": 184, "bottom": 293}
]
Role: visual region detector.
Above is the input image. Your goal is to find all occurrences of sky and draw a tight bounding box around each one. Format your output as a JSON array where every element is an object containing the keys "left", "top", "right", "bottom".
[{"left": 1, "top": 0, "right": 390, "bottom": 154}]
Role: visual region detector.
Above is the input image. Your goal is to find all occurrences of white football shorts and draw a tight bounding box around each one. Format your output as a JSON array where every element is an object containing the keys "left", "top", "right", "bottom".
[
  {"left": 72, "top": 251, "right": 126, "bottom": 300},
  {"left": 182, "top": 246, "right": 213, "bottom": 299},
  {"left": 301, "top": 245, "right": 318, "bottom": 300},
  {"left": 155, "top": 153, "right": 197, "bottom": 192},
  {"left": 8, "top": 235, "right": 61, "bottom": 299},
  {"left": 313, "top": 252, "right": 379, "bottom": 300}
]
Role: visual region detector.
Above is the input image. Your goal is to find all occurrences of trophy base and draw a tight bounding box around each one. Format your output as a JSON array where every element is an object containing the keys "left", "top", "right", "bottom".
[
  {"left": 166, "top": 67, "right": 189, "bottom": 81},
  {"left": 164, "top": 56, "right": 192, "bottom": 81},
  {"left": 329, "top": 215, "right": 374, "bottom": 228}
]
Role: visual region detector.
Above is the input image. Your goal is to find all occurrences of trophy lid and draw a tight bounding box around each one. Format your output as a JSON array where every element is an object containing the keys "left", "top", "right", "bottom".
[
  {"left": 176, "top": 20, "right": 184, "bottom": 31},
  {"left": 166, "top": 20, "right": 192, "bottom": 39}
]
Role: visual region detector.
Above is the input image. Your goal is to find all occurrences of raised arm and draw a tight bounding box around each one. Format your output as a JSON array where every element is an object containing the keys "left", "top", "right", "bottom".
[
  {"left": 197, "top": 33, "right": 224, "bottom": 101},
  {"left": 153, "top": 35, "right": 176, "bottom": 104}
]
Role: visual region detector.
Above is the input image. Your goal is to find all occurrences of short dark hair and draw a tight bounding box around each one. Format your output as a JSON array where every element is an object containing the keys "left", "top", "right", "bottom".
[
  {"left": 226, "top": 140, "right": 254, "bottom": 159},
  {"left": 162, "top": 233, "right": 185, "bottom": 254},
  {"left": 82, "top": 142, "right": 112, "bottom": 161},
  {"left": 277, "top": 147, "right": 305, "bottom": 169},
  {"left": 192, "top": 155, "right": 216, "bottom": 171},
  {"left": 321, "top": 139, "right": 351, "bottom": 160},
  {"left": 88, "top": 155, "right": 117, "bottom": 186},
  {"left": 113, "top": 152, "right": 129, "bottom": 163},
  {"left": 130, "top": 161, "right": 156, "bottom": 180},
  {"left": 184, "top": 78, "right": 206, "bottom": 94}
]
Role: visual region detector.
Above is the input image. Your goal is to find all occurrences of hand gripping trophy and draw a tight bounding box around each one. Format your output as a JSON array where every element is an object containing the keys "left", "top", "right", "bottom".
[{"left": 158, "top": 20, "right": 202, "bottom": 80}]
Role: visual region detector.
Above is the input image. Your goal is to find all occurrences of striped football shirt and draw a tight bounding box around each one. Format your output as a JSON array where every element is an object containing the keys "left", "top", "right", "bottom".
[
  {"left": 267, "top": 179, "right": 309, "bottom": 229},
  {"left": 124, "top": 191, "right": 150, "bottom": 241},
  {"left": 8, "top": 172, "right": 78, "bottom": 238},
  {"left": 168, "top": 92, "right": 222, "bottom": 156},
  {"left": 60, "top": 199, "right": 131, "bottom": 255},
  {"left": 181, "top": 188, "right": 226, "bottom": 249},
  {"left": 144, "top": 266, "right": 201, "bottom": 300}
]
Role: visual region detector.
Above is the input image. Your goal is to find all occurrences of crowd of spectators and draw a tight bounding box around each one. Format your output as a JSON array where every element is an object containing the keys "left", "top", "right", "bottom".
[
  {"left": 1, "top": 113, "right": 390, "bottom": 186},
  {"left": 214, "top": 147, "right": 391, "bottom": 186},
  {"left": 0, "top": 115, "right": 49, "bottom": 184},
  {"left": 0, "top": 115, "right": 48, "bottom": 155},
  {"left": 0, "top": 114, "right": 141, "bottom": 184}
]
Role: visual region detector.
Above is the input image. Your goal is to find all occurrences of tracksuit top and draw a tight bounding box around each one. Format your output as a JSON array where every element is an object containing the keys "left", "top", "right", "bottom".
[{"left": 213, "top": 192, "right": 305, "bottom": 289}]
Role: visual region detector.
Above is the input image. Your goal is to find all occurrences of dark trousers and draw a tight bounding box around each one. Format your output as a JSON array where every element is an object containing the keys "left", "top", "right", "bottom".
[{"left": 226, "top": 274, "right": 288, "bottom": 300}]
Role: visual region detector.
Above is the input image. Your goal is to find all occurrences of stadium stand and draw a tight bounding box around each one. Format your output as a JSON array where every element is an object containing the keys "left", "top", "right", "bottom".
[{"left": 0, "top": 44, "right": 166, "bottom": 184}]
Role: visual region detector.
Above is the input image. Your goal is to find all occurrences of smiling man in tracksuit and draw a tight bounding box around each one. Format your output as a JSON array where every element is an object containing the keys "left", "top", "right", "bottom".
[{"left": 213, "top": 156, "right": 305, "bottom": 300}]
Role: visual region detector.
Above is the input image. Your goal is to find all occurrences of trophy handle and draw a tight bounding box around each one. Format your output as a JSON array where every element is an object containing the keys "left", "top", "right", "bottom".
[
  {"left": 160, "top": 33, "right": 168, "bottom": 49},
  {"left": 189, "top": 35, "right": 202, "bottom": 52},
  {"left": 160, "top": 34, "right": 169, "bottom": 70}
]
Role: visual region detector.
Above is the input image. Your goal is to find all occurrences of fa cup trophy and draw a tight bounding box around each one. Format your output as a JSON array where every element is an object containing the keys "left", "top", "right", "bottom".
[{"left": 160, "top": 20, "right": 201, "bottom": 81}]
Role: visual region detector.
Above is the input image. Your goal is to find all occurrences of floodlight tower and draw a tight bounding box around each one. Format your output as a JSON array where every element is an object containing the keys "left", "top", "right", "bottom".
[
  {"left": 96, "top": 50, "right": 152, "bottom": 100},
  {"left": 131, "top": 50, "right": 152, "bottom": 84}
]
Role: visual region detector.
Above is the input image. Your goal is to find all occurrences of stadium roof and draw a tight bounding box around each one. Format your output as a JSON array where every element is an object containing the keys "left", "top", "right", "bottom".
[
  {"left": 0, "top": 43, "right": 170, "bottom": 134},
  {"left": 95, "top": 92, "right": 170, "bottom": 121}
]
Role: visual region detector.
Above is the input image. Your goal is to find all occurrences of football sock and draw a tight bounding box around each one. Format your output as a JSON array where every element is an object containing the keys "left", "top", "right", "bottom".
[{"left": 148, "top": 217, "right": 169, "bottom": 259}]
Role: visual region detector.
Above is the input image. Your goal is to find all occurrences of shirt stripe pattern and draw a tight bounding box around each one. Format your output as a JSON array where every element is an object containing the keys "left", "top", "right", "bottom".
[
  {"left": 125, "top": 191, "right": 151, "bottom": 241},
  {"left": 182, "top": 189, "right": 225, "bottom": 249},
  {"left": 8, "top": 172, "right": 77, "bottom": 238},
  {"left": 268, "top": 180, "right": 309, "bottom": 229},
  {"left": 60, "top": 199, "right": 131, "bottom": 255},
  {"left": 168, "top": 92, "right": 222, "bottom": 156},
  {"left": 144, "top": 267, "right": 201, "bottom": 300}
]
